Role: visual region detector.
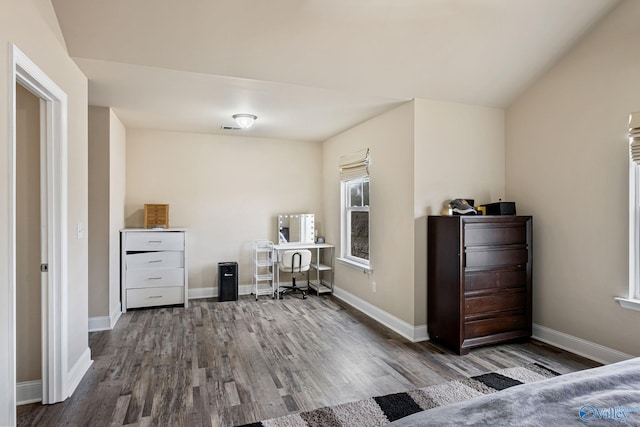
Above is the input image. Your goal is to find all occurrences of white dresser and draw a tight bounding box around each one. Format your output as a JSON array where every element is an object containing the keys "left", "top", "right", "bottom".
[{"left": 120, "top": 228, "right": 188, "bottom": 312}]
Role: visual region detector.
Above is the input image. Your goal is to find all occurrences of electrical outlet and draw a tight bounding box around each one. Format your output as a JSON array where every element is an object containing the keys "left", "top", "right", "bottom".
[{"left": 372, "top": 281, "right": 376, "bottom": 293}]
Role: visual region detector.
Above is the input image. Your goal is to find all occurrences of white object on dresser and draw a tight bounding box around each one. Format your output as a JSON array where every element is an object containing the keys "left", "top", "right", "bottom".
[{"left": 120, "top": 228, "right": 188, "bottom": 312}]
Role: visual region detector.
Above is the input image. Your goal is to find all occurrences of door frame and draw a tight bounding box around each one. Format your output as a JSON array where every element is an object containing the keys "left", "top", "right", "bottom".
[{"left": 9, "top": 44, "right": 68, "bottom": 414}]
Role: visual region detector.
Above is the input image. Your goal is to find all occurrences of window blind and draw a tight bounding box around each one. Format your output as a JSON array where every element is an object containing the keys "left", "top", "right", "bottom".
[
  {"left": 630, "top": 113, "right": 640, "bottom": 164},
  {"left": 339, "top": 148, "right": 370, "bottom": 181}
]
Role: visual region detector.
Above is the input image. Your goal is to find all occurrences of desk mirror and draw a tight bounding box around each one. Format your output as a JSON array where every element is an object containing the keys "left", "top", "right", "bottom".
[{"left": 278, "top": 214, "right": 315, "bottom": 244}]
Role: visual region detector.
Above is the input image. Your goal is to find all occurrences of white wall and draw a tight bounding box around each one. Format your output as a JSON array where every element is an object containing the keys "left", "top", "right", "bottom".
[
  {"left": 413, "top": 98, "right": 505, "bottom": 325},
  {"left": 88, "top": 107, "right": 110, "bottom": 316},
  {"left": 413, "top": 99, "right": 506, "bottom": 217},
  {"left": 125, "top": 129, "right": 323, "bottom": 292},
  {"left": 88, "top": 106, "right": 126, "bottom": 321},
  {"left": 16, "top": 84, "right": 42, "bottom": 383},
  {"left": 506, "top": 0, "right": 640, "bottom": 355},
  {"left": 323, "top": 102, "right": 416, "bottom": 324},
  {"left": 0, "top": 0, "right": 89, "bottom": 423},
  {"left": 110, "top": 110, "right": 126, "bottom": 318},
  {"left": 321, "top": 99, "right": 505, "bottom": 329}
]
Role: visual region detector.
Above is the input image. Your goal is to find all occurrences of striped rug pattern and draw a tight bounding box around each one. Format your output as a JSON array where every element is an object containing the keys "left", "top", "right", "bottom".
[{"left": 237, "top": 363, "right": 559, "bottom": 427}]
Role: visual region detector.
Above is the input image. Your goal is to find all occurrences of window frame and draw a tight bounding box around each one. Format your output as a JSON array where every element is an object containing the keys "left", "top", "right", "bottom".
[
  {"left": 340, "top": 176, "right": 371, "bottom": 269},
  {"left": 618, "top": 160, "right": 640, "bottom": 310},
  {"left": 632, "top": 163, "right": 640, "bottom": 299}
]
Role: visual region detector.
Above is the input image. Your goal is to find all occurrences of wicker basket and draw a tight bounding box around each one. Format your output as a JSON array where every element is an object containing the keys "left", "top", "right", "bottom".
[{"left": 144, "top": 204, "right": 169, "bottom": 229}]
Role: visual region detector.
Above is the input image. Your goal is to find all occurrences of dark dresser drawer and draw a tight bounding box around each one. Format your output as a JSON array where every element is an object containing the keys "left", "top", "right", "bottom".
[
  {"left": 465, "top": 247, "right": 528, "bottom": 269},
  {"left": 464, "top": 222, "right": 527, "bottom": 247},
  {"left": 464, "top": 314, "right": 528, "bottom": 339},
  {"left": 464, "top": 290, "right": 527, "bottom": 318},
  {"left": 465, "top": 269, "right": 527, "bottom": 292}
]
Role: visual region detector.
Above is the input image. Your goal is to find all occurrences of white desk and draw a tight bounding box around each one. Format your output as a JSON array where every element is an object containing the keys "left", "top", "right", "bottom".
[{"left": 273, "top": 243, "right": 335, "bottom": 297}]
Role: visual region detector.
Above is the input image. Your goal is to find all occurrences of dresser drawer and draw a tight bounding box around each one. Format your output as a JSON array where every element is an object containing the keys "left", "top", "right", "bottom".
[
  {"left": 126, "top": 287, "right": 184, "bottom": 308},
  {"left": 126, "top": 251, "right": 183, "bottom": 269},
  {"left": 465, "top": 269, "right": 527, "bottom": 292},
  {"left": 125, "top": 232, "right": 184, "bottom": 251},
  {"left": 464, "top": 222, "right": 527, "bottom": 247},
  {"left": 125, "top": 268, "right": 185, "bottom": 289},
  {"left": 465, "top": 247, "right": 528, "bottom": 269},
  {"left": 464, "top": 314, "right": 528, "bottom": 339},
  {"left": 464, "top": 290, "right": 527, "bottom": 318}
]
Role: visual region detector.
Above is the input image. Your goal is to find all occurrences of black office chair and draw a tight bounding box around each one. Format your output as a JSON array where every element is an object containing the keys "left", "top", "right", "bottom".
[{"left": 278, "top": 249, "right": 311, "bottom": 299}]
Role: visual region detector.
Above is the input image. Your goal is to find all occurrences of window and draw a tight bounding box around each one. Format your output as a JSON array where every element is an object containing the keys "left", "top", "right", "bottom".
[
  {"left": 632, "top": 164, "right": 640, "bottom": 298},
  {"left": 343, "top": 177, "right": 370, "bottom": 264},
  {"left": 338, "top": 148, "right": 370, "bottom": 270},
  {"left": 623, "top": 162, "right": 640, "bottom": 308},
  {"left": 619, "top": 114, "right": 640, "bottom": 310}
]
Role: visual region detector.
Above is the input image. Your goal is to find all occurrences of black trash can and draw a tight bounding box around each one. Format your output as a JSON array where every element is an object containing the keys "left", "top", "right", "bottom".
[{"left": 218, "top": 262, "right": 238, "bottom": 302}]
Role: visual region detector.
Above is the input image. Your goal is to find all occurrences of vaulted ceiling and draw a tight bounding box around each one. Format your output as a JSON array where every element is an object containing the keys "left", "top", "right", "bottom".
[{"left": 51, "top": 0, "right": 619, "bottom": 141}]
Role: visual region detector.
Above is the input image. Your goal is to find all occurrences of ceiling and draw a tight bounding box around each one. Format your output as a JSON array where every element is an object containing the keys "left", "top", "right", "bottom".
[{"left": 51, "top": 0, "right": 620, "bottom": 142}]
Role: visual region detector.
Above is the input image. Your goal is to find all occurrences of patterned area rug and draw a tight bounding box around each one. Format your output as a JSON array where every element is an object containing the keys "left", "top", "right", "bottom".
[{"left": 237, "top": 363, "right": 559, "bottom": 427}]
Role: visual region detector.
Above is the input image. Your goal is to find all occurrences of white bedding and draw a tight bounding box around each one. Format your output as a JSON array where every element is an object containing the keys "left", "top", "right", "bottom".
[{"left": 389, "top": 357, "right": 640, "bottom": 426}]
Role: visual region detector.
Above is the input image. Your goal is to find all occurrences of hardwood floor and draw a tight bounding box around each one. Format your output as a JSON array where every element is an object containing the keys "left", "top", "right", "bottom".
[{"left": 17, "top": 295, "right": 599, "bottom": 427}]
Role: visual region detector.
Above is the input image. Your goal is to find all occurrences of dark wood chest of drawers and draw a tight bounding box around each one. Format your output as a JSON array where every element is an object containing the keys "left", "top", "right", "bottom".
[{"left": 427, "top": 215, "right": 532, "bottom": 354}]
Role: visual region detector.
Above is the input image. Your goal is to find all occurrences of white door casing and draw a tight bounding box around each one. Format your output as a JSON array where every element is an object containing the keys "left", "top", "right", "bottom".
[{"left": 9, "top": 44, "right": 69, "bottom": 420}]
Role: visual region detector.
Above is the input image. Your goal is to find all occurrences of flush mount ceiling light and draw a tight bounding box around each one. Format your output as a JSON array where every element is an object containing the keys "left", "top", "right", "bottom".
[{"left": 232, "top": 113, "right": 257, "bottom": 129}]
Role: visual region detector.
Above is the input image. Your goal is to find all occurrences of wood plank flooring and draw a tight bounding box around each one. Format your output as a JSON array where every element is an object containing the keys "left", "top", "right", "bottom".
[{"left": 17, "top": 296, "right": 600, "bottom": 426}]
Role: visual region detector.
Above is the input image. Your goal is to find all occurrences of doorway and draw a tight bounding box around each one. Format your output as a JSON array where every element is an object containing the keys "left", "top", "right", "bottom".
[
  {"left": 9, "top": 44, "right": 69, "bottom": 424},
  {"left": 15, "top": 83, "right": 43, "bottom": 406}
]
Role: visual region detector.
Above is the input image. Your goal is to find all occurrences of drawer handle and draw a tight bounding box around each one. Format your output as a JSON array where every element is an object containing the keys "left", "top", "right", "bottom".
[
  {"left": 148, "top": 240, "right": 163, "bottom": 243},
  {"left": 149, "top": 260, "right": 163, "bottom": 263},
  {"left": 148, "top": 295, "right": 163, "bottom": 299},
  {"left": 147, "top": 277, "right": 163, "bottom": 280}
]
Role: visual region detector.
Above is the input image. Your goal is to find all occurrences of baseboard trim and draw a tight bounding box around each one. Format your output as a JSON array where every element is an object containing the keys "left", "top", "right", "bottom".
[
  {"left": 65, "top": 347, "right": 93, "bottom": 399},
  {"left": 88, "top": 315, "right": 110, "bottom": 332},
  {"left": 532, "top": 323, "right": 634, "bottom": 365},
  {"left": 332, "top": 286, "right": 428, "bottom": 343},
  {"left": 188, "top": 284, "right": 256, "bottom": 300},
  {"left": 189, "top": 287, "right": 216, "bottom": 300},
  {"left": 88, "top": 305, "right": 123, "bottom": 332},
  {"left": 239, "top": 284, "right": 254, "bottom": 295},
  {"left": 110, "top": 306, "right": 122, "bottom": 329},
  {"left": 16, "top": 380, "right": 42, "bottom": 405}
]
